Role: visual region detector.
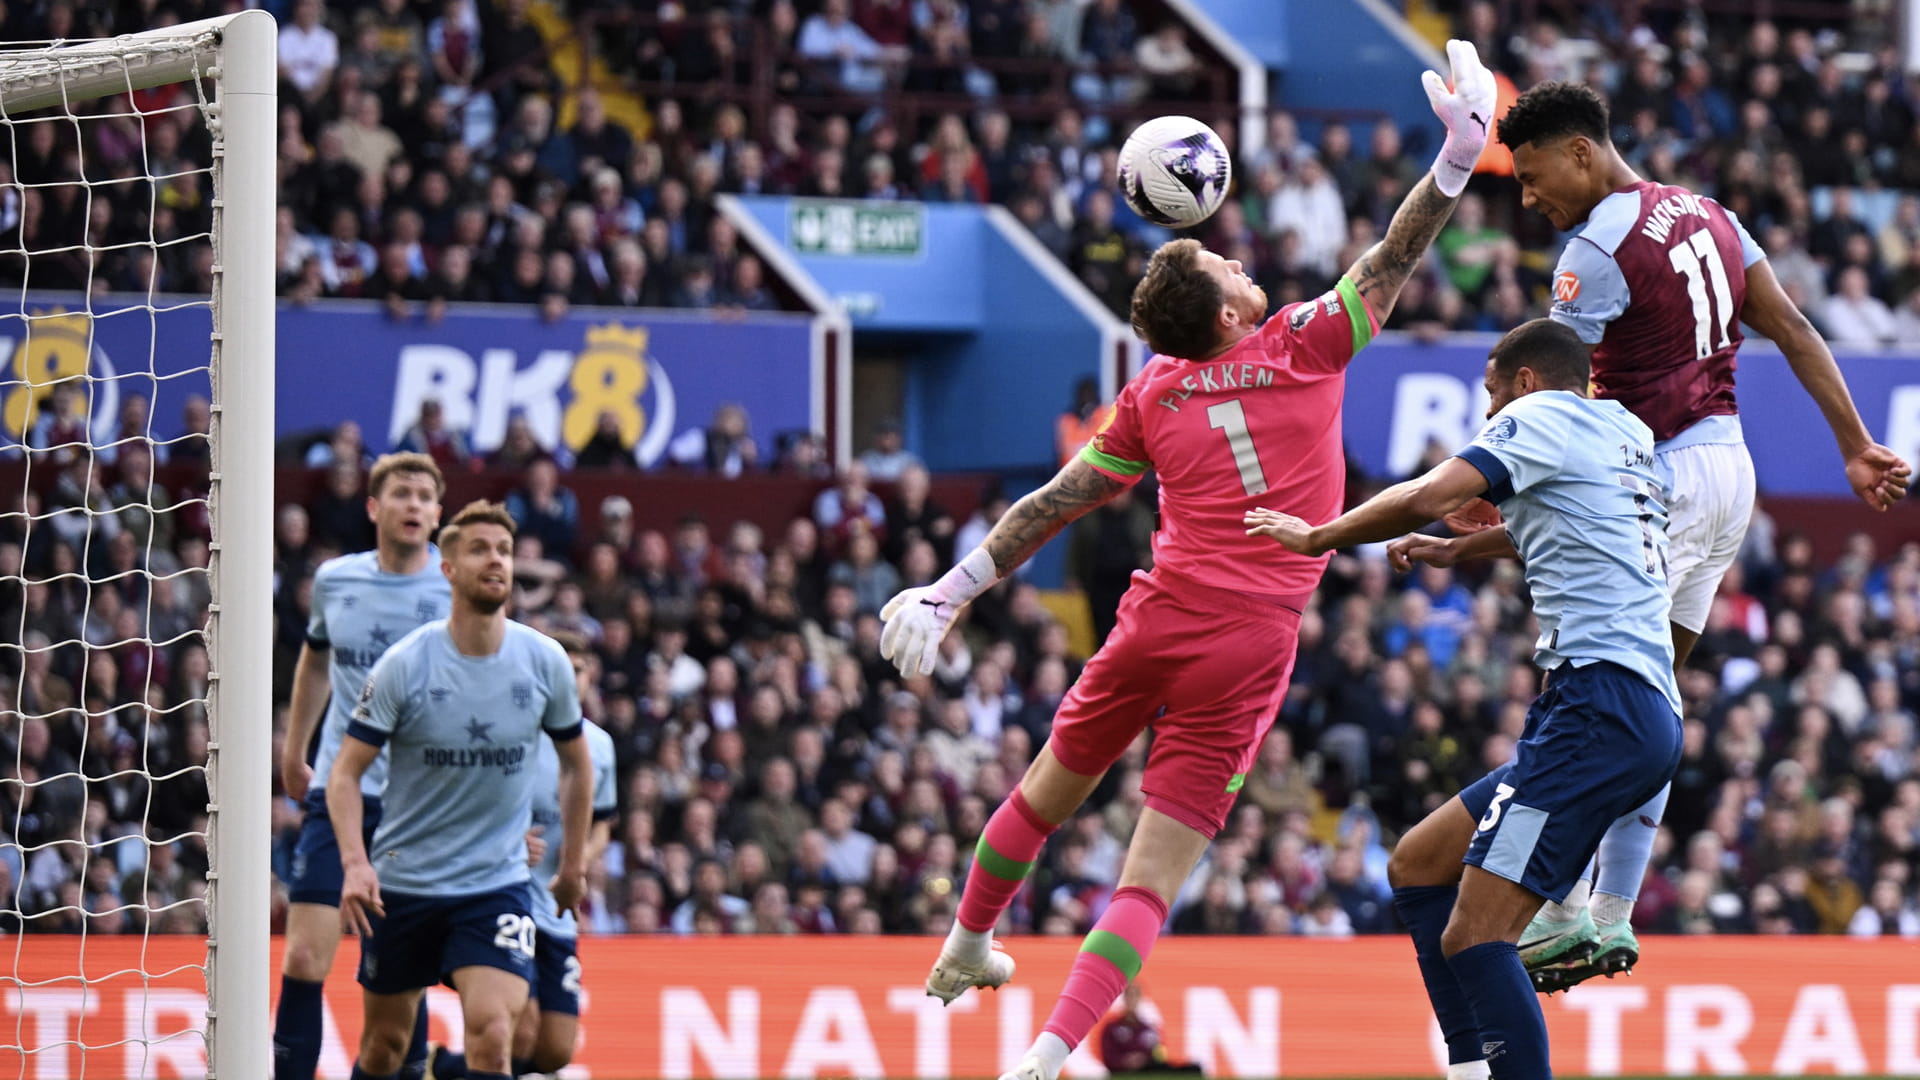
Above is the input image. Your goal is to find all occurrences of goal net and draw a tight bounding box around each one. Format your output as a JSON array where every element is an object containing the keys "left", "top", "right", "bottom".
[{"left": 0, "top": 12, "right": 274, "bottom": 1079}]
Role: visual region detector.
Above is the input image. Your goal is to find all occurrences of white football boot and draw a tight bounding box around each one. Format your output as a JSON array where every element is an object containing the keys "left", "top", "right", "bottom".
[{"left": 925, "top": 939, "right": 1016, "bottom": 1005}]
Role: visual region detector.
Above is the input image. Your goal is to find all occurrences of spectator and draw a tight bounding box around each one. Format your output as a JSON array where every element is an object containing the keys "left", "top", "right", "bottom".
[
  {"left": 813, "top": 461, "right": 887, "bottom": 550},
  {"left": 393, "top": 398, "right": 473, "bottom": 472},
  {"left": 303, "top": 420, "right": 371, "bottom": 471},
  {"left": 575, "top": 411, "right": 636, "bottom": 470},
  {"left": 569, "top": 89, "right": 634, "bottom": 183},
  {"left": 857, "top": 419, "right": 920, "bottom": 482},
  {"left": 798, "top": 0, "right": 887, "bottom": 94},
  {"left": 1070, "top": 187, "right": 1134, "bottom": 314},
  {"left": 884, "top": 464, "right": 954, "bottom": 566},
  {"left": 1805, "top": 842, "right": 1865, "bottom": 933},
  {"left": 820, "top": 797, "right": 877, "bottom": 884},
  {"left": 1819, "top": 266, "right": 1896, "bottom": 346},
  {"left": 1435, "top": 193, "right": 1511, "bottom": 298},
  {"left": 278, "top": 0, "right": 340, "bottom": 104},
  {"left": 308, "top": 461, "right": 376, "bottom": 553},
  {"left": 487, "top": 414, "right": 551, "bottom": 472},
  {"left": 1099, "top": 983, "right": 1200, "bottom": 1074},
  {"left": 828, "top": 529, "right": 901, "bottom": 615},
  {"left": 1267, "top": 156, "right": 1347, "bottom": 279},
  {"left": 1135, "top": 23, "right": 1200, "bottom": 100},
  {"left": 328, "top": 92, "right": 403, "bottom": 184},
  {"left": 668, "top": 403, "right": 759, "bottom": 478},
  {"left": 504, "top": 457, "right": 581, "bottom": 564}
]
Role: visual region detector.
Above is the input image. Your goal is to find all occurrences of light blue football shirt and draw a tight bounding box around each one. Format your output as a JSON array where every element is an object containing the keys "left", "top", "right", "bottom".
[
  {"left": 347, "top": 619, "right": 583, "bottom": 895},
  {"left": 305, "top": 550, "right": 450, "bottom": 803},
  {"left": 529, "top": 719, "right": 617, "bottom": 939},
  {"left": 1455, "top": 390, "right": 1681, "bottom": 715}
]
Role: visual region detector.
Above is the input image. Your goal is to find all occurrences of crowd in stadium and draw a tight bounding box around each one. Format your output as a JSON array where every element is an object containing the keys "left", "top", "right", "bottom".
[
  {"left": 6, "top": 0, "right": 1920, "bottom": 945},
  {"left": 254, "top": 412, "right": 1920, "bottom": 940},
  {"left": 245, "top": 0, "right": 1920, "bottom": 344},
  {"left": 2, "top": 0, "right": 1917, "bottom": 341}
]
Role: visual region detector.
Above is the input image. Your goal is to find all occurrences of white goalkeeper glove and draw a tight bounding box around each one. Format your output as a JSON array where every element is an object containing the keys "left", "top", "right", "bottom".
[
  {"left": 879, "top": 547, "right": 999, "bottom": 678},
  {"left": 1423, "top": 39, "right": 1498, "bottom": 198}
]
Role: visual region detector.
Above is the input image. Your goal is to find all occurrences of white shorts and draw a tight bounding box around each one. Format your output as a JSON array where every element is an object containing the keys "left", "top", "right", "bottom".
[{"left": 1659, "top": 440, "right": 1756, "bottom": 634}]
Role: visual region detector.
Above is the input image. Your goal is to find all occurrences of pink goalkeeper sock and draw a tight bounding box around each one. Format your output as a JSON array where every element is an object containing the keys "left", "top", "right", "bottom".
[
  {"left": 1042, "top": 886, "right": 1170, "bottom": 1048},
  {"left": 957, "top": 787, "right": 1056, "bottom": 933}
]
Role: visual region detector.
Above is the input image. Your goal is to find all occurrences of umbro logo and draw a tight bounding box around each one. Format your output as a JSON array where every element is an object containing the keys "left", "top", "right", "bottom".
[
  {"left": 429, "top": 687, "right": 450, "bottom": 703},
  {"left": 341, "top": 595, "right": 357, "bottom": 609},
  {"left": 1482, "top": 1041, "right": 1506, "bottom": 1059}
]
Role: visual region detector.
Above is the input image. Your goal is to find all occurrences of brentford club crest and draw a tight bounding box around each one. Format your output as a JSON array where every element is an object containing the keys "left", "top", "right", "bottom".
[{"left": 511, "top": 681, "right": 532, "bottom": 710}]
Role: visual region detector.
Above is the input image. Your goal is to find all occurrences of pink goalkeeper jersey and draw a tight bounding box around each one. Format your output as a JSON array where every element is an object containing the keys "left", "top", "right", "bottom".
[{"left": 1081, "top": 277, "right": 1378, "bottom": 600}]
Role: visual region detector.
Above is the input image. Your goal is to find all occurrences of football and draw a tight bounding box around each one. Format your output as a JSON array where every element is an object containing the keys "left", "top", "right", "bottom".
[{"left": 1116, "top": 115, "right": 1233, "bottom": 229}]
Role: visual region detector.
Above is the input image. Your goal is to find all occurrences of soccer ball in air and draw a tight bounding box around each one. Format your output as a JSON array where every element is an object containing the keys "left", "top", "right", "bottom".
[{"left": 1117, "top": 116, "right": 1232, "bottom": 229}]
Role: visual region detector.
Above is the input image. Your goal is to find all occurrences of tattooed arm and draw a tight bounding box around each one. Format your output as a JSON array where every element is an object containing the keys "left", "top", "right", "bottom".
[
  {"left": 981, "top": 457, "right": 1131, "bottom": 576},
  {"left": 1344, "top": 173, "right": 1461, "bottom": 326},
  {"left": 879, "top": 455, "right": 1131, "bottom": 676}
]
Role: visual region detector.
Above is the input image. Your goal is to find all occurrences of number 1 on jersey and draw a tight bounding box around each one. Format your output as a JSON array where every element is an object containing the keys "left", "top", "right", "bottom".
[
  {"left": 1668, "top": 230, "right": 1735, "bottom": 360},
  {"left": 1208, "top": 399, "right": 1269, "bottom": 497}
]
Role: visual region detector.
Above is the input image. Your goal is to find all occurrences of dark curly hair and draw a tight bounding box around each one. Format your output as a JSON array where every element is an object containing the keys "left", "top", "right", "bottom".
[
  {"left": 1130, "top": 239, "right": 1225, "bottom": 360},
  {"left": 1497, "top": 81, "right": 1610, "bottom": 150}
]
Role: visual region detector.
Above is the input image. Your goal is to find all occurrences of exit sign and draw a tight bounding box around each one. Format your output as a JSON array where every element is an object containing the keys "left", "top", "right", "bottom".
[{"left": 788, "top": 199, "right": 925, "bottom": 257}]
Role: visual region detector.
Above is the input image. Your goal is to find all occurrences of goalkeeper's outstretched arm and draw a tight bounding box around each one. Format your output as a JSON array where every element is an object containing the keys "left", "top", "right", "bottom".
[
  {"left": 980, "top": 457, "right": 1130, "bottom": 577},
  {"left": 879, "top": 457, "right": 1127, "bottom": 678}
]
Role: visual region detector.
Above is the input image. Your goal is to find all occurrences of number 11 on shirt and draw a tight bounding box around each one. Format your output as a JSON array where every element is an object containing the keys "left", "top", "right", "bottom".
[{"left": 1208, "top": 398, "right": 1269, "bottom": 497}]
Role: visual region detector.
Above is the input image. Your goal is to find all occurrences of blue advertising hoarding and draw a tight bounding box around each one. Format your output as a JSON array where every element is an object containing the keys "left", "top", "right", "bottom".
[
  {"left": 274, "top": 302, "right": 818, "bottom": 466},
  {"left": 1, "top": 298, "right": 818, "bottom": 468},
  {"left": 1343, "top": 334, "right": 1920, "bottom": 498},
  {"left": 0, "top": 299, "right": 214, "bottom": 451}
]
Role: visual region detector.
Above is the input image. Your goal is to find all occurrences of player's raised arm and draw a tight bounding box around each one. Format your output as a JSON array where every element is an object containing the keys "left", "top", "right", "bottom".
[
  {"left": 1743, "top": 258, "right": 1912, "bottom": 509},
  {"left": 881, "top": 456, "right": 1129, "bottom": 677},
  {"left": 1345, "top": 40, "right": 1496, "bottom": 325}
]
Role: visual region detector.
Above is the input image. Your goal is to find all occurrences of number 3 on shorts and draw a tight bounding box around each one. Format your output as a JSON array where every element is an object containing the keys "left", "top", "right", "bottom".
[
  {"left": 493, "top": 913, "right": 536, "bottom": 957},
  {"left": 1478, "top": 782, "right": 1516, "bottom": 833}
]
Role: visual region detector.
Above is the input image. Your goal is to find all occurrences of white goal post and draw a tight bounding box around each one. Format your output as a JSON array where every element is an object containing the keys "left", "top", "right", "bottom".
[{"left": 0, "top": 10, "right": 273, "bottom": 1079}]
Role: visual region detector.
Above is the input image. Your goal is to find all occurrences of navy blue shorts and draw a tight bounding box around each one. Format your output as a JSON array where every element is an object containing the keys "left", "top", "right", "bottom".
[
  {"left": 356, "top": 882, "right": 537, "bottom": 995},
  {"left": 1459, "top": 662, "right": 1682, "bottom": 902},
  {"left": 533, "top": 929, "right": 583, "bottom": 1016},
  {"left": 288, "top": 794, "right": 382, "bottom": 907}
]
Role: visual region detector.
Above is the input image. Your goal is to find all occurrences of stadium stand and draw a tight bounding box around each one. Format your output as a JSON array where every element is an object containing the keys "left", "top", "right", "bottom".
[{"left": 1, "top": 0, "right": 1919, "bottom": 943}]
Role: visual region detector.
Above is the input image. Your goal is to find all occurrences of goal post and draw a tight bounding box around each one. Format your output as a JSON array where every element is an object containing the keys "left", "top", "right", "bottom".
[
  {"left": 202, "top": 11, "right": 275, "bottom": 1080},
  {"left": 0, "top": 10, "right": 274, "bottom": 1078}
]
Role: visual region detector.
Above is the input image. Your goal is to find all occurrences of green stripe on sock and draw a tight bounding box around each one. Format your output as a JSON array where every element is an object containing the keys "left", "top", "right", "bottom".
[
  {"left": 973, "top": 836, "right": 1036, "bottom": 882},
  {"left": 1080, "top": 929, "right": 1144, "bottom": 981}
]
